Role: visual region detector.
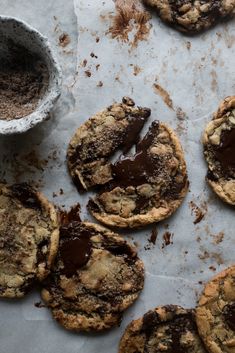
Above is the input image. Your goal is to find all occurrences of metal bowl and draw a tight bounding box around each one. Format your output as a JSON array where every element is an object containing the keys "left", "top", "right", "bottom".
[{"left": 0, "top": 16, "right": 62, "bottom": 135}]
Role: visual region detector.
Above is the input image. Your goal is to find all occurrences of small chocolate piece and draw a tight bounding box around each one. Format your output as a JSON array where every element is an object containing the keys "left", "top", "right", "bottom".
[{"left": 223, "top": 303, "right": 235, "bottom": 331}]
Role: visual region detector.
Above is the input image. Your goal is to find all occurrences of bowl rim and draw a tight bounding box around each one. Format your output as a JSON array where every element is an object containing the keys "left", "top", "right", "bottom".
[{"left": 0, "top": 15, "right": 62, "bottom": 135}]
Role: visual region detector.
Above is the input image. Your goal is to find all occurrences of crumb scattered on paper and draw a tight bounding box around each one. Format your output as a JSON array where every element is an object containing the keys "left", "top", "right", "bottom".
[
  {"left": 189, "top": 201, "right": 207, "bottom": 224},
  {"left": 59, "top": 33, "right": 71, "bottom": 47},
  {"left": 198, "top": 249, "right": 224, "bottom": 265},
  {"left": 148, "top": 225, "right": 158, "bottom": 245},
  {"left": 162, "top": 231, "right": 174, "bottom": 248},
  {"left": 153, "top": 83, "right": 174, "bottom": 110},
  {"left": 212, "top": 231, "right": 224, "bottom": 245},
  {"left": 133, "top": 65, "right": 141, "bottom": 76}
]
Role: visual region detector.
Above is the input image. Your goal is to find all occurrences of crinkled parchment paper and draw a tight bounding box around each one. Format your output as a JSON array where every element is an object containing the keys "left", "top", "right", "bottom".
[{"left": 0, "top": 0, "right": 235, "bottom": 352}]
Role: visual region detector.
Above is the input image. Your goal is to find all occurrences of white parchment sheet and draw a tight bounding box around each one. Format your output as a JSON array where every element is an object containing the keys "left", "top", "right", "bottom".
[{"left": 0, "top": 0, "right": 235, "bottom": 352}]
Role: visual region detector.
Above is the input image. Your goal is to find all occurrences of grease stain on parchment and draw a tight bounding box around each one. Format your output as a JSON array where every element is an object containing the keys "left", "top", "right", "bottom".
[{"left": 108, "top": 0, "right": 152, "bottom": 47}]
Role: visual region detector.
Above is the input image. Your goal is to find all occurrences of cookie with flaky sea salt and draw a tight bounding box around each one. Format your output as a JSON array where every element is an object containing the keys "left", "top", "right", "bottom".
[
  {"left": 88, "top": 120, "right": 188, "bottom": 228},
  {"left": 67, "top": 97, "right": 151, "bottom": 190},
  {"left": 203, "top": 96, "right": 235, "bottom": 205},
  {"left": 196, "top": 266, "right": 235, "bottom": 353},
  {"left": 41, "top": 221, "right": 144, "bottom": 332},
  {"left": 143, "top": 0, "right": 235, "bottom": 33},
  {"left": 0, "top": 182, "right": 59, "bottom": 298},
  {"left": 119, "top": 305, "right": 207, "bottom": 353}
]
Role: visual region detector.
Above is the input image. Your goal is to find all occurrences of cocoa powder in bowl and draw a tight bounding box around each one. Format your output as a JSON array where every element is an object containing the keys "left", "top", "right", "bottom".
[{"left": 0, "top": 39, "right": 49, "bottom": 121}]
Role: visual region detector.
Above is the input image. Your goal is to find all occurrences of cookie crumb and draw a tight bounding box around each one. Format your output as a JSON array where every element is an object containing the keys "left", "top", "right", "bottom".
[
  {"left": 153, "top": 83, "right": 174, "bottom": 110},
  {"left": 176, "top": 107, "right": 187, "bottom": 120},
  {"left": 133, "top": 65, "right": 141, "bottom": 76},
  {"left": 97, "top": 81, "right": 103, "bottom": 87},
  {"left": 34, "top": 301, "right": 46, "bottom": 308},
  {"left": 162, "top": 232, "right": 173, "bottom": 248},
  {"left": 189, "top": 201, "right": 206, "bottom": 224},
  {"left": 186, "top": 41, "right": 191, "bottom": 50},
  {"left": 148, "top": 225, "right": 158, "bottom": 245},
  {"left": 212, "top": 231, "right": 224, "bottom": 244},
  {"left": 82, "top": 59, "right": 88, "bottom": 67},
  {"left": 85, "top": 70, "right": 91, "bottom": 77},
  {"left": 59, "top": 33, "right": 71, "bottom": 47},
  {"left": 90, "top": 52, "right": 98, "bottom": 59}
]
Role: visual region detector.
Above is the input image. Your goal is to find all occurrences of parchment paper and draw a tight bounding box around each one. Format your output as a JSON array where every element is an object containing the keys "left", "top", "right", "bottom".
[{"left": 0, "top": 1, "right": 235, "bottom": 352}]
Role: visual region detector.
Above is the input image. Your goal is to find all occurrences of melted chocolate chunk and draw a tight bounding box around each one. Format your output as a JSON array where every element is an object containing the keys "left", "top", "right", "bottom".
[
  {"left": 207, "top": 169, "right": 218, "bottom": 181},
  {"left": 165, "top": 177, "right": 188, "bottom": 200},
  {"left": 111, "top": 121, "right": 160, "bottom": 187},
  {"left": 122, "top": 110, "right": 151, "bottom": 154},
  {"left": 215, "top": 128, "right": 235, "bottom": 172},
  {"left": 10, "top": 183, "right": 41, "bottom": 210},
  {"left": 142, "top": 310, "right": 161, "bottom": 334},
  {"left": 142, "top": 308, "right": 198, "bottom": 353},
  {"left": 60, "top": 204, "right": 81, "bottom": 226},
  {"left": 60, "top": 223, "right": 93, "bottom": 277},
  {"left": 223, "top": 303, "right": 235, "bottom": 331},
  {"left": 166, "top": 313, "right": 195, "bottom": 353},
  {"left": 105, "top": 242, "right": 134, "bottom": 258}
]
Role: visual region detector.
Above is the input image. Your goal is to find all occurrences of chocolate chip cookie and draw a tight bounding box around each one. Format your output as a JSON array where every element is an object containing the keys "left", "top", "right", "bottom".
[
  {"left": 88, "top": 120, "right": 188, "bottom": 228},
  {"left": 41, "top": 220, "right": 144, "bottom": 332},
  {"left": 196, "top": 266, "right": 235, "bottom": 353},
  {"left": 143, "top": 0, "right": 235, "bottom": 33},
  {"left": 119, "top": 305, "right": 207, "bottom": 353},
  {"left": 203, "top": 96, "right": 235, "bottom": 205},
  {"left": 0, "top": 182, "right": 59, "bottom": 298},
  {"left": 67, "top": 97, "right": 151, "bottom": 190}
]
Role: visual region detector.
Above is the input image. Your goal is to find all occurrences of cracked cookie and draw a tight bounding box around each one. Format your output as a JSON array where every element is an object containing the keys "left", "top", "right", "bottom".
[
  {"left": 196, "top": 266, "right": 235, "bottom": 353},
  {"left": 119, "top": 305, "right": 207, "bottom": 353},
  {"left": 143, "top": 0, "right": 235, "bottom": 33},
  {"left": 88, "top": 120, "right": 188, "bottom": 228},
  {"left": 203, "top": 96, "right": 235, "bottom": 205},
  {"left": 0, "top": 182, "right": 59, "bottom": 298},
  {"left": 41, "top": 220, "right": 144, "bottom": 332},
  {"left": 67, "top": 97, "right": 151, "bottom": 190}
]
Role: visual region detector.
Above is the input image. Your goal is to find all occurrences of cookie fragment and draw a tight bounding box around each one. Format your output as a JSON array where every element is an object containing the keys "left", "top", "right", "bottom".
[
  {"left": 41, "top": 221, "right": 144, "bottom": 332},
  {"left": 0, "top": 182, "right": 59, "bottom": 298},
  {"left": 196, "top": 266, "right": 235, "bottom": 353},
  {"left": 143, "top": 0, "right": 235, "bottom": 33},
  {"left": 67, "top": 97, "right": 151, "bottom": 190},
  {"left": 203, "top": 96, "right": 235, "bottom": 205},
  {"left": 119, "top": 305, "right": 207, "bottom": 353},
  {"left": 88, "top": 120, "right": 188, "bottom": 228}
]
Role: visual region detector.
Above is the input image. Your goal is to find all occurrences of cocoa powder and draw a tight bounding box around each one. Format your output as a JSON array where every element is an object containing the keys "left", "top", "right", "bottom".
[{"left": 0, "top": 40, "right": 49, "bottom": 121}]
